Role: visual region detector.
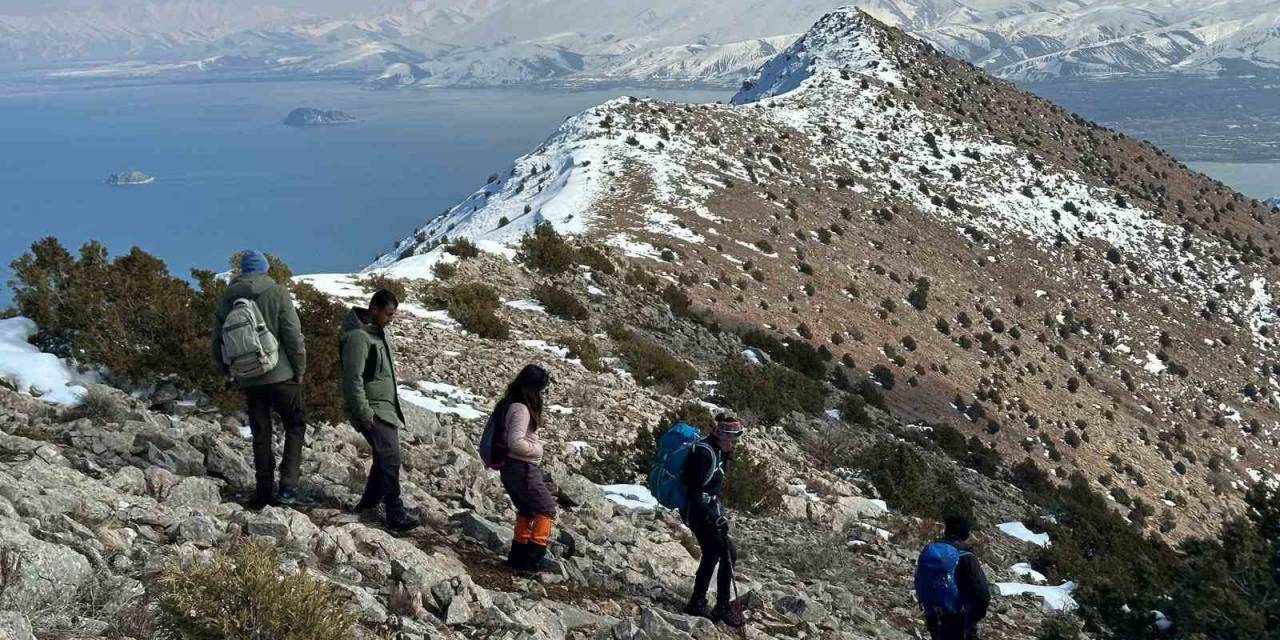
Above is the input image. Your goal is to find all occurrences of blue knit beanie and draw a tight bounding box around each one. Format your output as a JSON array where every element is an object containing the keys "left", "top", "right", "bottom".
[{"left": 239, "top": 250, "right": 269, "bottom": 275}]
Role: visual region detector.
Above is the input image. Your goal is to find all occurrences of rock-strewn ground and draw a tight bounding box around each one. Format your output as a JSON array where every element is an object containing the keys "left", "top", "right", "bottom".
[{"left": 0, "top": 252, "right": 1066, "bottom": 639}]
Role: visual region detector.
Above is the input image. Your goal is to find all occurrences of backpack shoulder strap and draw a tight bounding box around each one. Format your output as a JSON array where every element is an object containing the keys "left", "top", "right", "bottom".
[{"left": 694, "top": 441, "right": 720, "bottom": 488}]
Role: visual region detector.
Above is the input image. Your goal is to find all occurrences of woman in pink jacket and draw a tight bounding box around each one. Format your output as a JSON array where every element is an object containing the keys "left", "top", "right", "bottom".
[{"left": 495, "top": 364, "right": 556, "bottom": 572}]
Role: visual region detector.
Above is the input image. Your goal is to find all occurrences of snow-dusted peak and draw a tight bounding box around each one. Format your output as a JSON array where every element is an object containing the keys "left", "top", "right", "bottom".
[{"left": 731, "top": 7, "right": 901, "bottom": 105}]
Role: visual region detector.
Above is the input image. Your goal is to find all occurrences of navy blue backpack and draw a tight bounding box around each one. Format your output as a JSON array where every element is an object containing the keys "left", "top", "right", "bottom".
[{"left": 914, "top": 541, "right": 966, "bottom": 617}]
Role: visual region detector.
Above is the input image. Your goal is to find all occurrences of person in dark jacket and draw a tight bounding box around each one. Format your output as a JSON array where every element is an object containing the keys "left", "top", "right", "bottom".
[
  {"left": 925, "top": 515, "right": 991, "bottom": 640},
  {"left": 681, "top": 414, "right": 746, "bottom": 628},
  {"left": 211, "top": 250, "right": 307, "bottom": 509},
  {"left": 340, "top": 289, "right": 419, "bottom": 532},
  {"left": 494, "top": 364, "right": 556, "bottom": 572}
]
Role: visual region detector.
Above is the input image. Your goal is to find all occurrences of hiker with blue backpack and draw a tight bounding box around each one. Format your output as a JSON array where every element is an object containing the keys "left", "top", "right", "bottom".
[
  {"left": 648, "top": 414, "right": 747, "bottom": 627},
  {"left": 914, "top": 514, "right": 991, "bottom": 640},
  {"left": 480, "top": 364, "right": 558, "bottom": 572}
]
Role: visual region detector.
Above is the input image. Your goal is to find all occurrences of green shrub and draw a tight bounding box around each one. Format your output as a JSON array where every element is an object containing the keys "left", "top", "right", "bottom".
[
  {"left": 608, "top": 323, "right": 697, "bottom": 393},
  {"left": 625, "top": 265, "right": 661, "bottom": 290},
  {"left": 840, "top": 393, "right": 873, "bottom": 427},
  {"left": 740, "top": 328, "right": 826, "bottom": 379},
  {"left": 907, "top": 277, "right": 931, "bottom": 310},
  {"left": 446, "top": 283, "right": 509, "bottom": 340},
  {"left": 517, "top": 223, "right": 576, "bottom": 275},
  {"left": 715, "top": 357, "right": 826, "bottom": 425},
  {"left": 9, "top": 239, "right": 349, "bottom": 424},
  {"left": 354, "top": 274, "right": 408, "bottom": 304},
  {"left": 853, "top": 441, "right": 973, "bottom": 521},
  {"left": 445, "top": 238, "right": 481, "bottom": 259},
  {"left": 576, "top": 244, "right": 617, "bottom": 275},
  {"left": 723, "top": 446, "right": 784, "bottom": 514},
  {"left": 870, "top": 364, "right": 895, "bottom": 390},
  {"left": 855, "top": 378, "right": 887, "bottom": 410},
  {"left": 289, "top": 282, "right": 346, "bottom": 424},
  {"left": 557, "top": 335, "right": 604, "bottom": 373},
  {"left": 533, "top": 283, "right": 589, "bottom": 321},
  {"left": 154, "top": 540, "right": 354, "bottom": 640},
  {"left": 432, "top": 261, "right": 458, "bottom": 280},
  {"left": 922, "top": 424, "right": 1003, "bottom": 478}
]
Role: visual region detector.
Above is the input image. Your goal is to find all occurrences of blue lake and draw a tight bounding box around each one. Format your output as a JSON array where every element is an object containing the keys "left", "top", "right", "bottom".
[
  {"left": 0, "top": 78, "right": 1273, "bottom": 306},
  {"left": 0, "top": 80, "right": 723, "bottom": 300}
]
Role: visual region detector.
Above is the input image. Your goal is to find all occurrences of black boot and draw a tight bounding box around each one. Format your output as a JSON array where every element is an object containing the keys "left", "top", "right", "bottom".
[
  {"left": 507, "top": 541, "right": 531, "bottom": 570},
  {"left": 519, "top": 543, "right": 557, "bottom": 573},
  {"left": 683, "top": 596, "right": 712, "bottom": 619},
  {"left": 385, "top": 504, "right": 420, "bottom": 532},
  {"left": 711, "top": 602, "right": 745, "bottom": 628},
  {"left": 248, "top": 485, "right": 274, "bottom": 510}
]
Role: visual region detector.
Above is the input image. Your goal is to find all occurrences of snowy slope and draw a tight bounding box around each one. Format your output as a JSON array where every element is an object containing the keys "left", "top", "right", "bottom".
[
  {"left": 364, "top": 6, "right": 1280, "bottom": 538},
  {"left": 5, "top": 0, "right": 1280, "bottom": 82},
  {"left": 373, "top": 7, "right": 1276, "bottom": 353}
]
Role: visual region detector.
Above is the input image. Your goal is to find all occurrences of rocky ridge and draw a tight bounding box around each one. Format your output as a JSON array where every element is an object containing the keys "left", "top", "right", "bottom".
[{"left": 373, "top": 9, "right": 1280, "bottom": 535}]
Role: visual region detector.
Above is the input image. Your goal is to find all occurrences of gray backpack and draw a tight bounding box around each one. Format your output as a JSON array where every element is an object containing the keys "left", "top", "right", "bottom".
[{"left": 220, "top": 298, "right": 279, "bottom": 380}]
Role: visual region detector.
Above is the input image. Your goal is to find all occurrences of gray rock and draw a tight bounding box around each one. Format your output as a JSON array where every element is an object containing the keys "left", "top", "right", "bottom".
[
  {"left": 452, "top": 510, "right": 511, "bottom": 552},
  {"left": 106, "top": 466, "right": 147, "bottom": 495},
  {"left": 164, "top": 476, "right": 222, "bottom": 507},
  {"left": 0, "top": 611, "right": 34, "bottom": 640},
  {"left": 233, "top": 506, "right": 319, "bottom": 546},
  {"left": 0, "top": 520, "right": 94, "bottom": 611},
  {"left": 174, "top": 513, "right": 220, "bottom": 547},
  {"left": 201, "top": 434, "right": 255, "bottom": 490}
]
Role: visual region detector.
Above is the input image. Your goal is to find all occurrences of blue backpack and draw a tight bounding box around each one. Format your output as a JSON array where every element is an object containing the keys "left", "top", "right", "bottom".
[
  {"left": 478, "top": 403, "right": 509, "bottom": 470},
  {"left": 646, "top": 422, "right": 708, "bottom": 510},
  {"left": 915, "top": 541, "right": 966, "bottom": 617}
]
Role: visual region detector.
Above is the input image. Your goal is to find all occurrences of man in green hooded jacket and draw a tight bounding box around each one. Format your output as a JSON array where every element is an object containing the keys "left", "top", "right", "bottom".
[
  {"left": 340, "top": 288, "right": 419, "bottom": 532},
  {"left": 211, "top": 250, "right": 307, "bottom": 508}
]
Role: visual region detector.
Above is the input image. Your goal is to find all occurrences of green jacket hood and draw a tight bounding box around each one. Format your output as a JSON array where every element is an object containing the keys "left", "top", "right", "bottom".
[
  {"left": 341, "top": 307, "right": 378, "bottom": 336},
  {"left": 225, "top": 272, "right": 277, "bottom": 299}
]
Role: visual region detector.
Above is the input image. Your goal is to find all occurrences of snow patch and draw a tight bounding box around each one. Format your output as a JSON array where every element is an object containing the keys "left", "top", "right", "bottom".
[
  {"left": 996, "top": 581, "right": 1077, "bottom": 611},
  {"left": 398, "top": 381, "right": 486, "bottom": 420},
  {"left": 601, "top": 484, "right": 660, "bottom": 512},
  {"left": 0, "top": 317, "right": 91, "bottom": 405},
  {"left": 997, "top": 522, "right": 1050, "bottom": 547}
]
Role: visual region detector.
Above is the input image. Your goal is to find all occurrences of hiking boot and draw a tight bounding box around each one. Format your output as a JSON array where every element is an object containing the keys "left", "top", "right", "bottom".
[
  {"left": 385, "top": 510, "right": 421, "bottom": 533},
  {"left": 507, "top": 541, "right": 531, "bottom": 570},
  {"left": 683, "top": 596, "right": 712, "bottom": 619},
  {"left": 711, "top": 602, "right": 745, "bottom": 628},
  {"left": 276, "top": 486, "right": 306, "bottom": 507},
  {"left": 516, "top": 543, "right": 558, "bottom": 574},
  {"left": 248, "top": 488, "right": 274, "bottom": 511},
  {"left": 352, "top": 495, "right": 380, "bottom": 513}
]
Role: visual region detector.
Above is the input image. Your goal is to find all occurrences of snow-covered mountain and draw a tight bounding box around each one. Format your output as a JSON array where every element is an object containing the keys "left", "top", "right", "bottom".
[
  {"left": 4, "top": 0, "right": 1279, "bottom": 84},
  {"left": 367, "top": 8, "right": 1280, "bottom": 536}
]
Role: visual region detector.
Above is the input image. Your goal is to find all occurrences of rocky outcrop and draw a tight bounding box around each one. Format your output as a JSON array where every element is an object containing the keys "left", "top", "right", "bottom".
[{"left": 283, "top": 107, "right": 357, "bottom": 126}]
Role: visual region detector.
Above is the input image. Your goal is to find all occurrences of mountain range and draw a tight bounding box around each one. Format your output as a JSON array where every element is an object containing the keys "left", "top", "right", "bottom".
[
  {"left": 4, "top": 0, "right": 1279, "bottom": 85},
  {"left": 2, "top": 8, "right": 1278, "bottom": 639}
]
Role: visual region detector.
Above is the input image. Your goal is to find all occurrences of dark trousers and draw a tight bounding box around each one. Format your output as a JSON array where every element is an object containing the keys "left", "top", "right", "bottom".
[
  {"left": 690, "top": 518, "right": 736, "bottom": 606},
  {"left": 500, "top": 458, "right": 557, "bottom": 518},
  {"left": 927, "top": 614, "right": 976, "bottom": 640},
  {"left": 244, "top": 382, "right": 306, "bottom": 500},
  {"left": 358, "top": 418, "right": 403, "bottom": 513}
]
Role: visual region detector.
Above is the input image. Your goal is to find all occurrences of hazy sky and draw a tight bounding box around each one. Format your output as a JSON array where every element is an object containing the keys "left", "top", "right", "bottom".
[{"left": 0, "top": 0, "right": 393, "bottom": 17}]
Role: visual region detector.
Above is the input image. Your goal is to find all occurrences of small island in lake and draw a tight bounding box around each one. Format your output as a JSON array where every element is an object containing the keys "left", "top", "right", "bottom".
[
  {"left": 283, "top": 107, "right": 357, "bottom": 127},
  {"left": 105, "top": 170, "right": 154, "bottom": 185}
]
